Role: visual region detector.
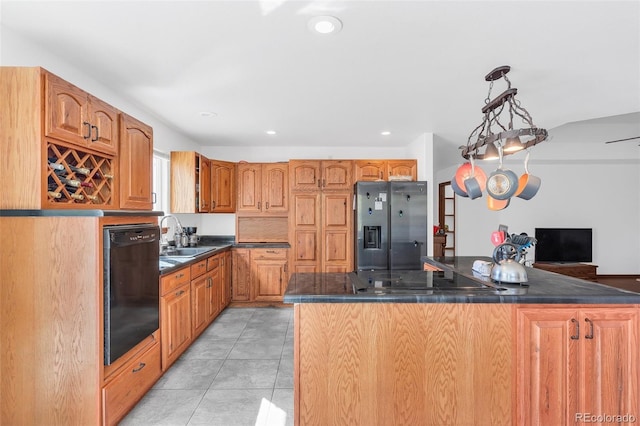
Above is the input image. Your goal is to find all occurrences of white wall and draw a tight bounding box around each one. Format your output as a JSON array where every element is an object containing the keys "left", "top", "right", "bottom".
[{"left": 435, "top": 130, "right": 640, "bottom": 274}]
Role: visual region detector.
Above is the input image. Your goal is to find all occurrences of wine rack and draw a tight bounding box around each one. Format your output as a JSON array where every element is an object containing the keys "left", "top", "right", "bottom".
[{"left": 46, "top": 142, "right": 116, "bottom": 208}]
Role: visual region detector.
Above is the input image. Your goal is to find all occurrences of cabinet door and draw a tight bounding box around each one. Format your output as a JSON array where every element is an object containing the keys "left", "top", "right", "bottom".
[
  {"left": 262, "top": 163, "right": 288, "bottom": 213},
  {"left": 209, "top": 265, "right": 222, "bottom": 319},
  {"left": 87, "top": 96, "right": 119, "bottom": 155},
  {"left": 170, "top": 151, "right": 198, "bottom": 213},
  {"left": 223, "top": 251, "right": 232, "bottom": 306},
  {"left": 354, "top": 160, "right": 386, "bottom": 181},
  {"left": 198, "top": 156, "right": 211, "bottom": 212},
  {"left": 290, "top": 192, "right": 321, "bottom": 272},
  {"left": 45, "top": 72, "right": 90, "bottom": 147},
  {"left": 516, "top": 308, "right": 579, "bottom": 426},
  {"left": 580, "top": 308, "right": 639, "bottom": 419},
  {"left": 253, "top": 259, "right": 287, "bottom": 301},
  {"left": 321, "top": 160, "right": 353, "bottom": 190},
  {"left": 322, "top": 192, "right": 352, "bottom": 271},
  {"left": 232, "top": 249, "right": 251, "bottom": 301},
  {"left": 211, "top": 160, "right": 236, "bottom": 213},
  {"left": 237, "top": 163, "right": 262, "bottom": 213},
  {"left": 191, "top": 274, "right": 209, "bottom": 337},
  {"left": 119, "top": 113, "right": 153, "bottom": 210},
  {"left": 160, "top": 284, "right": 192, "bottom": 370},
  {"left": 290, "top": 160, "right": 321, "bottom": 191},
  {"left": 387, "top": 160, "right": 417, "bottom": 181}
]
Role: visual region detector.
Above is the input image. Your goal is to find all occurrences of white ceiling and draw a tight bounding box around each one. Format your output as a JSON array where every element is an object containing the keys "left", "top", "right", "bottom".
[{"left": 2, "top": 0, "right": 639, "bottom": 153}]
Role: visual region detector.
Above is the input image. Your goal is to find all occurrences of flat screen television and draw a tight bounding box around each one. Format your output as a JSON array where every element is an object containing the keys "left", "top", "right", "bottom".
[{"left": 534, "top": 228, "right": 593, "bottom": 263}]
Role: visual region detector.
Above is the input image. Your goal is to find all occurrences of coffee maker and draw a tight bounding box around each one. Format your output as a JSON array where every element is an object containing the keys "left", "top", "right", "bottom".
[{"left": 184, "top": 227, "right": 200, "bottom": 247}]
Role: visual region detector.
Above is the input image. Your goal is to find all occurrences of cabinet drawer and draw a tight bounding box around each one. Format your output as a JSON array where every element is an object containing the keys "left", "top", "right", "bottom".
[
  {"left": 252, "top": 248, "right": 288, "bottom": 259},
  {"left": 190, "top": 259, "right": 208, "bottom": 278},
  {"left": 207, "top": 255, "right": 220, "bottom": 271},
  {"left": 160, "top": 267, "right": 191, "bottom": 295},
  {"left": 102, "top": 341, "right": 161, "bottom": 426}
]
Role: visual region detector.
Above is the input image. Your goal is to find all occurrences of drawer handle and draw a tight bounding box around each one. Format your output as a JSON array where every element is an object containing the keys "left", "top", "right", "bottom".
[
  {"left": 266, "top": 250, "right": 277, "bottom": 254},
  {"left": 176, "top": 290, "right": 185, "bottom": 296},
  {"left": 198, "top": 263, "right": 205, "bottom": 268},
  {"left": 132, "top": 362, "right": 146, "bottom": 373},
  {"left": 176, "top": 273, "right": 184, "bottom": 279}
]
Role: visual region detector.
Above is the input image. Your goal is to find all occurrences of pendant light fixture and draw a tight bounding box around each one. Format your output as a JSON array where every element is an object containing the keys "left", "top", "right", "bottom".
[{"left": 460, "top": 66, "right": 548, "bottom": 160}]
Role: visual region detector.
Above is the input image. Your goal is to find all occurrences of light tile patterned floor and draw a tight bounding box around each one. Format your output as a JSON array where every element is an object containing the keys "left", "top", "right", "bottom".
[{"left": 120, "top": 307, "right": 294, "bottom": 426}]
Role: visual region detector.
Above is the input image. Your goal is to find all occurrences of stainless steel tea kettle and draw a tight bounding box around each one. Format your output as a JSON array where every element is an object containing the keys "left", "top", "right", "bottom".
[{"left": 491, "top": 242, "right": 528, "bottom": 284}]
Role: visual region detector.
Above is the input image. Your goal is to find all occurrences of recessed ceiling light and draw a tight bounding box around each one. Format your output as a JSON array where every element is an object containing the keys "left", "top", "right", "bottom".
[
  {"left": 308, "top": 16, "right": 343, "bottom": 35},
  {"left": 381, "top": 131, "right": 391, "bottom": 136},
  {"left": 266, "top": 130, "right": 277, "bottom": 135},
  {"left": 199, "top": 111, "right": 217, "bottom": 117}
]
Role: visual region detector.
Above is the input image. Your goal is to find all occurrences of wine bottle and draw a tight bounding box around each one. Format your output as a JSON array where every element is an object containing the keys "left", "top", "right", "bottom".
[
  {"left": 68, "top": 165, "right": 91, "bottom": 176},
  {"left": 86, "top": 194, "right": 98, "bottom": 202},
  {"left": 80, "top": 181, "right": 94, "bottom": 188},
  {"left": 93, "top": 172, "right": 114, "bottom": 179},
  {"left": 69, "top": 193, "right": 85, "bottom": 201},
  {"left": 58, "top": 176, "right": 82, "bottom": 187},
  {"left": 47, "top": 158, "right": 65, "bottom": 171},
  {"left": 47, "top": 191, "right": 62, "bottom": 199}
]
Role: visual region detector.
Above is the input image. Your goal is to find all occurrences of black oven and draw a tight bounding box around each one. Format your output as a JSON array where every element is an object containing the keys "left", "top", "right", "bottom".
[{"left": 103, "top": 224, "right": 160, "bottom": 365}]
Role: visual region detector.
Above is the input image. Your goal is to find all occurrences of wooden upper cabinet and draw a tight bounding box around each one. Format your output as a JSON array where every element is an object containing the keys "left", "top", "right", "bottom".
[
  {"left": 237, "top": 162, "right": 288, "bottom": 215},
  {"left": 211, "top": 160, "right": 236, "bottom": 213},
  {"left": 387, "top": 160, "right": 417, "bottom": 180},
  {"left": 354, "top": 159, "right": 417, "bottom": 182},
  {"left": 119, "top": 113, "right": 153, "bottom": 210},
  {"left": 290, "top": 160, "right": 353, "bottom": 191},
  {"left": 199, "top": 156, "right": 211, "bottom": 212},
  {"left": 45, "top": 71, "right": 118, "bottom": 155}
]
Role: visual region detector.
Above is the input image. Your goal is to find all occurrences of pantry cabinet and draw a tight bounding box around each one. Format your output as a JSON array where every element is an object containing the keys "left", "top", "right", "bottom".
[
  {"left": 119, "top": 113, "right": 154, "bottom": 210},
  {"left": 237, "top": 162, "right": 288, "bottom": 214},
  {"left": 516, "top": 306, "right": 639, "bottom": 425}
]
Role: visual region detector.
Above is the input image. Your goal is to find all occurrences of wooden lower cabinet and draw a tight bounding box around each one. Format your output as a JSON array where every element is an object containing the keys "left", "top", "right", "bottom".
[
  {"left": 295, "top": 303, "right": 513, "bottom": 426},
  {"left": 516, "top": 305, "right": 639, "bottom": 426},
  {"left": 232, "top": 247, "right": 289, "bottom": 303},
  {"left": 102, "top": 334, "right": 162, "bottom": 426},
  {"left": 160, "top": 267, "right": 192, "bottom": 370}
]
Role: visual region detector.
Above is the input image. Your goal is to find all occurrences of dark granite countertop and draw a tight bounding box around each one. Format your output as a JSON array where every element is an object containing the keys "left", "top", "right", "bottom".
[
  {"left": 159, "top": 243, "right": 233, "bottom": 275},
  {"left": 283, "top": 256, "right": 640, "bottom": 304}
]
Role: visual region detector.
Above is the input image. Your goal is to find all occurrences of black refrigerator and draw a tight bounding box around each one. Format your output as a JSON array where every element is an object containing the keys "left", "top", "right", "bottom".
[{"left": 354, "top": 181, "right": 428, "bottom": 270}]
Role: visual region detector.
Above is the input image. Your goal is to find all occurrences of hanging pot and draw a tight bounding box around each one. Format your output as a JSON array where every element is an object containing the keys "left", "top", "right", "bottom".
[
  {"left": 451, "top": 177, "right": 469, "bottom": 197},
  {"left": 487, "top": 193, "right": 510, "bottom": 210},
  {"left": 515, "top": 151, "right": 541, "bottom": 200},
  {"left": 486, "top": 146, "right": 519, "bottom": 200},
  {"left": 463, "top": 155, "right": 487, "bottom": 199}
]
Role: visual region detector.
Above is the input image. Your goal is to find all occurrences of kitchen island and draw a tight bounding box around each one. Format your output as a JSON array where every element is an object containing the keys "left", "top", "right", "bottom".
[{"left": 284, "top": 257, "right": 640, "bottom": 426}]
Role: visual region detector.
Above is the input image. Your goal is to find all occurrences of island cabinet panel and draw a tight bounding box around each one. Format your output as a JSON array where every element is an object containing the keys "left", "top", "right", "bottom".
[
  {"left": 516, "top": 306, "right": 639, "bottom": 426},
  {"left": 295, "top": 303, "right": 513, "bottom": 426}
]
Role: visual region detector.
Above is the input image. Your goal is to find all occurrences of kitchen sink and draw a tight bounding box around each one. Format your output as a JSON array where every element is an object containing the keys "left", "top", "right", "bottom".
[{"left": 160, "top": 246, "right": 217, "bottom": 258}]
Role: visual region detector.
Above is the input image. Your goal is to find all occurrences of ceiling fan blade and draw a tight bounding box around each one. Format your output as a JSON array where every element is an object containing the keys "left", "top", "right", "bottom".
[{"left": 604, "top": 136, "right": 640, "bottom": 144}]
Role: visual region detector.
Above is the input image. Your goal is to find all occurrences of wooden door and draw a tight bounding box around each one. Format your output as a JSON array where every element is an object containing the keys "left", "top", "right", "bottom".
[
  {"left": 516, "top": 308, "right": 580, "bottom": 426},
  {"left": 253, "top": 259, "right": 287, "bottom": 301},
  {"left": 321, "top": 160, "right": 353, "bottom": 190},
  {"left": 237, "top": 163, "right": 261, "bottom": 213},
  {"left": 387, "top": 160, "right": 417, "bottom": 181},
  {"left": 580, "top": 308, "right": 639, "bottom": 418},
  {"left": 87, "top": 96, "right": 119, "bottom": 155},
  {"left": 322, "top": 191, "right": 352, "bottom": 272},
  {"left": 354, "top": 160, "right": 386, "bottom": 181},
  {"left": 45, "top": 72, "right": 90, "bottom": 147},
  {"left": 160, "top": 284, "right": 192, "bottom": 369},
  {"left": 262, "top": 163, "right": 288, "bottom": 213},
  {"left": 119, "top": 113, "right": 153, "bottom": 210},
  {"left": 191, "top": 274, "right": 209, "bottom": 337},
  {"left": 211, "top": 160, "right": 236, "bottom": 213},
  {"left": 232, "top": 249, "right": 251, "bottom": 301},
  {"left": 289, "top": 160, "right": 321, "bottom": 191},
  {"left": 198, "top": 156, "right": 211, "bottom": 212}
]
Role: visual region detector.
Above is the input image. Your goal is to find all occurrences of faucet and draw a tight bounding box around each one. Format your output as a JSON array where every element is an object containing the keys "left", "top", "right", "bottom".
[{"left": 159, "top": 215, "right": 185, "bottom": 251}]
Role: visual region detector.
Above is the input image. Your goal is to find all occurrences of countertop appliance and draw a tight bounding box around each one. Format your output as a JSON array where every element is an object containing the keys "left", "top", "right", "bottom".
[
  {"left": 103, "top": 224, "right": 160, "bottom": 365},
  {"left": 354, "top": 181, "right": 428, "bottom": 270}
]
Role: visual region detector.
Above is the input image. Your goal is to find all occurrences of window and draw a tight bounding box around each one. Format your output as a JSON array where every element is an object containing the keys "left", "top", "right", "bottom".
[{"left": 153, "top": 151, "right": 170, "bottom": 214}]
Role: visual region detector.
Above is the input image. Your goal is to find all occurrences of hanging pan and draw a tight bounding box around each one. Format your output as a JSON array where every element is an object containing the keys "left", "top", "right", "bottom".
[
  {"left": 514, "top": 151, "right": 541, "bottom": 200},
  {"left": 486, "top": 146, "right": 519, "bottom": 200},
  {"left": 450, "top": 177, "right": 469, "bottom": 197}
]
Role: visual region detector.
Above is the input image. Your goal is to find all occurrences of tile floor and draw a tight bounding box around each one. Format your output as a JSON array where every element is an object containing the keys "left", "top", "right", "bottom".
[{"left": 121, "top": 307, "right": 294, "bottom": 426}]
